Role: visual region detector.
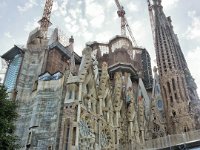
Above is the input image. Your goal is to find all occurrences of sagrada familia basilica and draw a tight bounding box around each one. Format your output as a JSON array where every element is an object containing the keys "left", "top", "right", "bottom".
[{"left": 1, "top": 0, "right": 200, "bottom": 149}]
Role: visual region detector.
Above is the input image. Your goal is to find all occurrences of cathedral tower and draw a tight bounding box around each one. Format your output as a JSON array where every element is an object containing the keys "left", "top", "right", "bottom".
[{"left": 148, "top": 0, "right": 199, "bottom": 134}]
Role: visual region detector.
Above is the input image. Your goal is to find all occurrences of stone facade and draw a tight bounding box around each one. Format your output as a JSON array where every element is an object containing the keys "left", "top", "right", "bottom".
[
  {"left": 1, "top": 0, "right": 200, "bottom": 149},
  {"left": 2, "top": 28, "right": 152, "bottom": 149}
]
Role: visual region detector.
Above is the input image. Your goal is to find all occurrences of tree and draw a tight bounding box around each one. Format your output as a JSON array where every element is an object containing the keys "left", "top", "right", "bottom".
[{"left": 0, "top": 85, "right": 18, "bottom": 150}]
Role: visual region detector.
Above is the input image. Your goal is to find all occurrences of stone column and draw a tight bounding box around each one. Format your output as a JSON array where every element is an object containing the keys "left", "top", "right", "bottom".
[
  {"left": 75, "top": 82, "right": 82, "bottom": 148},
  {"left": 72, "top": 85, "right": 75, "bottom": 101},
  {"left": 78, "top": 83, "right": 82, "bottom": 102},
  {"left": 75, "top": 104, "right": 81, "bottom": 147},
  {"left": 107, "top": 111, "right": 109, "bottom": 123},
  {"left": 116, "top": 111, "right": 120, "bottom": 149},
  {"left": 99, "top": 98, "right": 103, "bottom": 116},
  {"left": 116, "top": 111, "right": 119, "bottom": 127},
  {"left": 98, "top": 119, "right": 101, "bottom": 149},
  {"left": 129, "top": 121, "right": 133, "bottom": 137}
]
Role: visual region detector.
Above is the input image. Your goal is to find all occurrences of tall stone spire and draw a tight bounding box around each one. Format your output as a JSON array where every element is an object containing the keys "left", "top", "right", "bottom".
[
  {"left": 69, "top": 36, "right": 76, "bottom": 75},
  {"left": 148, "top": 0, "right": 199, "bottom": 134}
]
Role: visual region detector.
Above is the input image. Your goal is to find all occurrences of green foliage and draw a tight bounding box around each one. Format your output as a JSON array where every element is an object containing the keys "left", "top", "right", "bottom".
[{"left": 0, "top": 85, "right": 19, "bottom": 150}]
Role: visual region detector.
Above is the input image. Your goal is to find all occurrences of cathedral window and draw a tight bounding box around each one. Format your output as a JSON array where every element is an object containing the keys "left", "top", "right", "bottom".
[
  {"left": 72, "top": 127, "right": 76, "bottom": 146},
  {"left": 32, "top": 80, "right": 38, "bottom": 91},
  {"left": 65, "top": 118, "right": 70, "bottom": 150},
  {"left": 68, "top": 91, "right": 72, "bottom": 99},
  {"left": 181, "top": 77, "right": 187, "bottom": 100},
  {"left": 174, "top": 92, "right": 177, "bottom": 101},
  {"left": 86, "top": 84, "right": 89, "bottom": 94},
  {"left": 172, "top": 78, "right": 176, "bottom": 91},
  {"left": 172, "top": 110, "right": 176, "bottom": 117},
  {"left": 47, "top": 145, "right": 52, "bottom": 150},
  {"left": 26, "top": 131, "right": 32, "bottom": 148},
  {"left": 163, "top": 86, "right": 167, "bottom": 99},
  {"left": 170, "top": 96, "right": 173, "bottom": 105},
  {"left": 115, "top": 130, "right": 117, "bottom": 144},
  {"left": 167, "top": 82, "right": 171, "bottom": 93},
  {"left": 184, "top": 126, "right": 189, "bottom": 132}
]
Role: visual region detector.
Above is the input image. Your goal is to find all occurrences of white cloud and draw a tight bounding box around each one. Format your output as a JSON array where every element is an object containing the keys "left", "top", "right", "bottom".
[
  {"left": 90, "top": 14, "right": 105, "bottom": 28},
  {"left": 24, "top": 18, "right": 39, "bottom": 32},
  {"left": 86, "top": 2, "right": 105, "bottom": 28},
  {"left": 0, "top": 1, "right": 7, "bottom": 8},
  {"left": 79, "top": 18, "right": 89, "bottom": 28},
  {"left": 64, "top": 16, "right": 72, "bottom": 23},
  {"left": 4, "top": 32, "right": 12, "bottom": 38},
  {"left": 127, "top": 2, "right": 139, "bottom": 12},
  {"left": 185, "top": 11, "right": 200, "bottom": 40},
  {"left": 82, "top": 31, "right": 93, "bottom": 42},
  {"left": 95, "top": 31, "right": 113, "bottom": 42},
  {"left": 86, "top": 2, "right": 104, "bottom": 18},
  {"left": 69, "top": 8, "right": 81, "bottom": 19},
  {"left": 162, "top": 0, "right": 180, "bottom": 8},
  {"left": 17, "top": 0, "right": 37, "bottom": 13},
  {"left": 186, "top": 46, "right": 200, "bottom": 96},
  {"left": 129, "top": 20, "right": 146, "bottom": 45},
  {"left": 52, "top": 0, "right": 68, "bottom": 17},
  {"left": 4, "top": 32, "right": 16, "bottom": 44},
  {"left": 65, "top": 23, "right": 79, "bottom": 33},
  {"left": 107, "top": 0, "right": 114, "bottom": 8},
  {"left": 52, "top": 1, "right": 59, "bottom": 12}
]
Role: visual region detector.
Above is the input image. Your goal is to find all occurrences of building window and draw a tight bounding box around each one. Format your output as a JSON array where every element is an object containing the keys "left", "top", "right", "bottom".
[
  {"left": 4, "top": 54, "right": 22, "bottom": 92},
  {"left": 32, "top": 80, "right": 38, "bottom": 91},
  {"left": 172, "top": 78, "right": 176, "bottom": 91},
  {"left": 72, "top": 127, "right": 76, "bottom": 146},
  {"left": 68, "top": 91, "right": 72, "bottom": 99},
  {"left": 48, "top": 145, "right": 53, "bottom": 150},
  {"left": 172, "top": 110, "right": 176, "bottom": 117},
  {"left": 167, "top": 82, "right": 171, "bottom": 93},
  {"left": 170, "top": 96, "right": 173, "bottom": 105},
  {"left": 26, "top": 131, "right": 32, "bottom": 148},
  {"left": 65, "top": 118, "right": 70, "bottom": 150},
  {"left": 115, "top": 130, "right": 117, "bottom": 144}
]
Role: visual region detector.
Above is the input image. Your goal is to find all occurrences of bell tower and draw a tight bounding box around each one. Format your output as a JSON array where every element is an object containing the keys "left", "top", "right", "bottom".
[{"left": 148, "top": 0, "right": 199, "bottom": 133}]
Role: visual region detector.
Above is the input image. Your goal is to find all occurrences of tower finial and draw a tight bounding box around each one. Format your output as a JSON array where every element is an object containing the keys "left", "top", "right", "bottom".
[
  {"left": 69, "top": 36, "right": 76, "bottom": 75},
  {"left": 158, "top": 0, "right": 162, "bottom": 6},
  {"left": 152, "top": 0, "right": 162, "bottom": 6}
]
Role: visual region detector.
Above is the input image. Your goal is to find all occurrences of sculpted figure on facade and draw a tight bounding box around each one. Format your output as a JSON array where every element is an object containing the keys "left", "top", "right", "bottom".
[
  {"left": 127, "top": 88, "right": 139, "bottom": 144},
  {"left": 113, "top": 72, "right": 123, "bottom": 110},
  {"left": 138, "top": 96, "right": 145, "bottom": 143},
  {"left": 79, "top": 113, "right": 96, "bottom": 150},
  {"left": 78, "top": 47, "right": 96, "bottom": 106},
  {"left": 100, "top": 124, "right": 114, "bottom": 149},
  {"left": 99, "top": 62, "right": 109, "bottom": 97},
  {"left": 93, "top": 59, "right": 99, "bottom": 86}
]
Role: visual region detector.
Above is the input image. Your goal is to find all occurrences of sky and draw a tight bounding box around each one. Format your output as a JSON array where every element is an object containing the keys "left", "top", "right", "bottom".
[{"left": 0, "top": 0, "right": 200, "bottom": 95}]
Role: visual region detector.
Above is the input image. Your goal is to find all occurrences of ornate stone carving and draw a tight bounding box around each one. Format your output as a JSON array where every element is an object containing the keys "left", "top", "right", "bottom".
[{"left": 113, "top": 72, "right": 123, "bottom": 111}]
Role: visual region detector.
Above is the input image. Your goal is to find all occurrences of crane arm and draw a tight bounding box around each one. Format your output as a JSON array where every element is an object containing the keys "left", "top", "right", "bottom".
[
  {"left": 115, "top": 0, "right": 122, "bottom": 10},
  {"left": 114, "top": 0, "right": 138, "bottom": 47},
  {"left": 147, "top": 0, "right": 156, "bottom": 43},
  {"left": 125, "top": 17, "right": 138, "bottom": 47},
  {"left": 38, "top": 0, "right": 53, "bottom": 38}
]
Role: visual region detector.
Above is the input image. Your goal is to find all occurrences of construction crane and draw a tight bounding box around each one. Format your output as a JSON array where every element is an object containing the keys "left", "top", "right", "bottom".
[
  {"left": 147, "top": 0, "right": 156, "bottom": 42},
  {"left": 38, "top": 0, "right": 53, "bottom": 39},
  {"left": 114, "top": 0, "right": 138, "bottom": 47}
]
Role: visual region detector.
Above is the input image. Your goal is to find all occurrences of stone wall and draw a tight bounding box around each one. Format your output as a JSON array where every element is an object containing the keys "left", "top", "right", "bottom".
[
  {"left": 15, "top": 77, "right": 65, "bottom": 149},
  {"left": 46, "top": 48, "right": 70, "bottom": 74}
]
